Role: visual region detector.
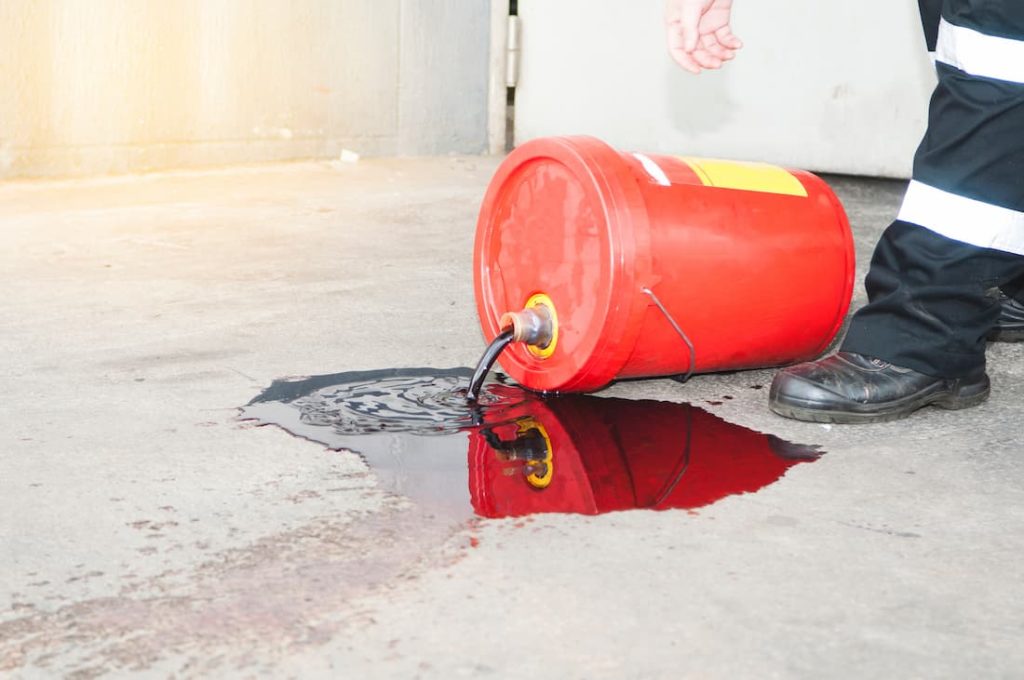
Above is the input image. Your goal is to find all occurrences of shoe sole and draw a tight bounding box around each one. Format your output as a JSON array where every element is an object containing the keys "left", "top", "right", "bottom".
[{"left": 769, "top": 379, "right": 991, "bottom": 424}]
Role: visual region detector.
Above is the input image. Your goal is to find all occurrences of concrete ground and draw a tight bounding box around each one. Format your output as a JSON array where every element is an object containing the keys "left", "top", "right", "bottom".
[{"left": 2, "top": 157, "right": 1023, "bottom": 679}]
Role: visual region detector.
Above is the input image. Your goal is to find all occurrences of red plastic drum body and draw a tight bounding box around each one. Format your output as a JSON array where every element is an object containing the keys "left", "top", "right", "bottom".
[{"left": 473, "top": 136, "right": 855, "bottom": 393}]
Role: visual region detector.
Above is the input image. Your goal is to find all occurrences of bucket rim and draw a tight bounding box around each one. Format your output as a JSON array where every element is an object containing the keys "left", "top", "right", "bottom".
[{"left": 473, "top": 135, "right": 653, "bottom": 392}]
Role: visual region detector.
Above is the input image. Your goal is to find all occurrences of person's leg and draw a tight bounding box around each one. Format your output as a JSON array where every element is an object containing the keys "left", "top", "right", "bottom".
[
  {"left": 841, "top": 222, "right": 1023, "bottom": 378},
  {"left": 771, "top": 0, "right": 1024, "bottom": 422},
  {"left": 918, "top": 0, "right": 942, "bottom": 51},
  {"left": 931, "top": 0, "right": 1024, "bottom": 337}
]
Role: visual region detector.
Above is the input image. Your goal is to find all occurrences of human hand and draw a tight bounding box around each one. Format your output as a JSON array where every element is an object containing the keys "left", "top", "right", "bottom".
[{"left": 665, "top": 0, "right": 743, "bottom": 74}]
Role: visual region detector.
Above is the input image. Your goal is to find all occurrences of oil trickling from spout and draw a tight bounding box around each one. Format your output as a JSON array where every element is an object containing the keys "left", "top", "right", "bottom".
[{"left": 466, "top": 329, "right": 515, "bottom": 402}]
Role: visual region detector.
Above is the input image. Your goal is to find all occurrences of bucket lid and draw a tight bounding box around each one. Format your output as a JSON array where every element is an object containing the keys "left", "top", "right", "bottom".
[{"left": 474, "top": 137, "right": 652, "bottom": 392}]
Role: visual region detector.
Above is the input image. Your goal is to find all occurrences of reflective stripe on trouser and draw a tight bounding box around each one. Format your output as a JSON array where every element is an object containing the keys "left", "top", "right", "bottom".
[{"left": 840, "top": 0, "right": 1024, "bottom": 378}]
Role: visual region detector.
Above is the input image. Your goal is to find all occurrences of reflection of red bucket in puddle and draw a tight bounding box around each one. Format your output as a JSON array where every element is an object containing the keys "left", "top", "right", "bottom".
[
  {"left": 474, "top": 136, "right": 855, "bottom": 393},
  {"left": 469, "top": 397, "right": 817, "bottom": 519}
]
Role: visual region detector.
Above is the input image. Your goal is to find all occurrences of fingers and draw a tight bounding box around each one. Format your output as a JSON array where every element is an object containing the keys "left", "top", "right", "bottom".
[
  {"left": 679, "top": 1, "right": 704, "bottom": 53},
  {"left": 690, "top": 45, "right": 724, "bottom": 70},
  {"left": 714, "top": 25, "right": 743, "bottom": 50},
  {"left": 664, "top": 0, "right": 741, "bottom": 74},
  {"left": 700, "top": 33, "right": 735, "bottom": 61},
  {"left": 668, "top": 37, "right": 729, "bottom": 73},
  {"left": 669, "top": 44, "right": 704, "bottom": 74},
  {"left": 671, "top": 38, "right": 731, "bottom": 73},
  {"left": 666, "top": 17, "right": 702, "bottom": 74}
]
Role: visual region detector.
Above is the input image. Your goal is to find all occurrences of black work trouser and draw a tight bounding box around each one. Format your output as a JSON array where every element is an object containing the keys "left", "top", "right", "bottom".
[{"left": 839, "top": 0, "right": 1024, "bottom": 378}]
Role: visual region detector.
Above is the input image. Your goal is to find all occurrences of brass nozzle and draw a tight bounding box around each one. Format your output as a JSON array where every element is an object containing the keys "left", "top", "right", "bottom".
[{"left": 500, "top": 303, "right": 554, "bottom": 350}]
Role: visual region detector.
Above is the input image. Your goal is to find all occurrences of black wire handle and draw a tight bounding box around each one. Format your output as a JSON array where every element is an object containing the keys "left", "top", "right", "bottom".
[{"left": 641, "top": 286, "right": 697, "bottom": 385}]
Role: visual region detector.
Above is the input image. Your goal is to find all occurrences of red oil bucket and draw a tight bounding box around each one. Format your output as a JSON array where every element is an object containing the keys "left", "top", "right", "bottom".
[{"left": 473, "top": 136, "right": 855, "bottom": 393}]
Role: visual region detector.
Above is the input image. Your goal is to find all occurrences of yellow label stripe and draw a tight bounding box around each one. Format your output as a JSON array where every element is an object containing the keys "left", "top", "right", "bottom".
[{"left": 679, "top": 157, "right": 808, "bottom": 198}]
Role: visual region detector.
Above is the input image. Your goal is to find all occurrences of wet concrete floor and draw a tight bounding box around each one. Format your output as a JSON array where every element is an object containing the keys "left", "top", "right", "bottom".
[
  {"left": 3, "top": 158, "right": 1024, "bottom": 677},
  {"left": 241, "top": 369, "right": 821, "bottom": 520}
]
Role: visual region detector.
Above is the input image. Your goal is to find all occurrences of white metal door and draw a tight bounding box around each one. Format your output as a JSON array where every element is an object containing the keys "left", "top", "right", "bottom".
[{"left": 513, "top": 0, "right": 937, "bottom": 178}]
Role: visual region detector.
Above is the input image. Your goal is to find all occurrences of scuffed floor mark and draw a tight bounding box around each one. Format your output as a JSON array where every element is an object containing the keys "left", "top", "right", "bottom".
[
  {"left": 0, "top": 500, "right": 469, "bottom": 677},
  {"left": 837, "top": 520, "right": 923, "bottom": 539}
]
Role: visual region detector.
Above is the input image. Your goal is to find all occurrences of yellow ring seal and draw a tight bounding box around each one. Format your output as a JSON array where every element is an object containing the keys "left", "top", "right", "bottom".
[
  {"left": 518, "top": 418, "right": 554, "bottom": 489},
  {"left": 525, "top": 293, "right": 559, "bottom": 359}
]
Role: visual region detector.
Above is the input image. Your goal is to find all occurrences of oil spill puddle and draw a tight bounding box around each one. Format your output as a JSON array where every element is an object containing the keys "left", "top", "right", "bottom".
[{"left": 241, "top": 368, "right": 822, "bottom": 520}]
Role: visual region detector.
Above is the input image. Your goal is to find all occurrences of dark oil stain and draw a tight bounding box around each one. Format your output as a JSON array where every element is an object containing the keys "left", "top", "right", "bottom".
[
  {"left": 240, "top": 369, "right": 822, "bottom": 520},
  {"left": 705, "top": 400, "right": 723, "bottom": 406},
  {"left": 750, "top": 384, "right": 765, "bottom": 390}
]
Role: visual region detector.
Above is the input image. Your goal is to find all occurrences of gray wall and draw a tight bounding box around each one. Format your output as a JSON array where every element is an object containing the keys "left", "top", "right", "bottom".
[{"left": 0, "top": 0, "right": 491, "bottom": 179}]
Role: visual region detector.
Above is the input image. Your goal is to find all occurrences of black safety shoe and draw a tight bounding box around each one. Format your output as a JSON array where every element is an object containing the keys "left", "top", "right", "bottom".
[
  {"left": 989, "top": 293, "right": 1024, "bottom": 342},
  {"left": 769, "top": 352, "right": 990, "bottom": 424}
]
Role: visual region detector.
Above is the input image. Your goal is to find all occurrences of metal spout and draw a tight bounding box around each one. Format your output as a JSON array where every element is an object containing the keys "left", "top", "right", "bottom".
[{"left": 500, "top": 303, "right": 554, "bottom": 350}]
